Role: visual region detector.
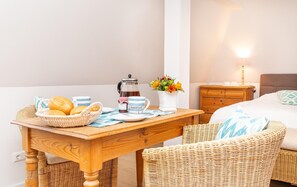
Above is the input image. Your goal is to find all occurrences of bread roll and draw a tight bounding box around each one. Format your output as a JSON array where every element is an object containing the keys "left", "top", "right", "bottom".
[
  {"left": 47, "top": 110, "right": 66, "bottom": 116},
  {"left": 70, "top": 106, "right": 87, "bottom": 115},
  {"left": 90, "top": 105, "right": 100, "bottom": 112},
  {"left": 48, "top": 96, "right": 74, "bottom": 115}
]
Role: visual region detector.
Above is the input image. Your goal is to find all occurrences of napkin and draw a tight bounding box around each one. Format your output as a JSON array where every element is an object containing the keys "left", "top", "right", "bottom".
[{"left": 90, "top": 111, "right": 121, "bottom": 128}]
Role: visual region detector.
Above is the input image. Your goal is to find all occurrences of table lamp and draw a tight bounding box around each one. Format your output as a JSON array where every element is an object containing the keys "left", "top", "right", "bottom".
[{"left": 238, "top": 58, "right": 248, "bottom": 85}]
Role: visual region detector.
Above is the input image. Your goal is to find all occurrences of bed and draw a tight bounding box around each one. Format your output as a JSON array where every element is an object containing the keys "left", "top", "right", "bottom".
[{"left": 210, "top": 74, "right": 297, "bottom": 185}]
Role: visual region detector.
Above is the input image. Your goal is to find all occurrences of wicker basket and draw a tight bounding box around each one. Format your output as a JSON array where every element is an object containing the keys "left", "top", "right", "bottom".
[{"left": 35, "top": 102, "right": 103, "bottom": 128}]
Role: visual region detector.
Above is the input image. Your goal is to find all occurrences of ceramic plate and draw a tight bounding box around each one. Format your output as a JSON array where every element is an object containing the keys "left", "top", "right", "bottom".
[
  {"left": 102, "top": 107, "right": 116, "bottom": 114},
  {"left": 111, "top": 113, "right": 154, "bottom": 122}
]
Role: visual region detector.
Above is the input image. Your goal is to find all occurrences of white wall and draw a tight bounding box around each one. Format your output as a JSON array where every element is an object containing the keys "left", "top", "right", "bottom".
[
  {"left": 190, "top": 0, "right": 236, "bottom": 82},
  {"left": 0, "top": 0, "right": 164, "bottom": 86},
  {"left": 190, "top": 0, "right": 297, "bottom": 109},
  {"left": 164, "top": 0, "right": 191, "bottom": 146},
  {"left": 191, "top": 0, "right": 297, "bottom": 84},
  {"left": 1, "top": 84, "right": 158, "bottom": 187},
  {"left": 164, "top": 0, "right": 191, "bottom": 109}
]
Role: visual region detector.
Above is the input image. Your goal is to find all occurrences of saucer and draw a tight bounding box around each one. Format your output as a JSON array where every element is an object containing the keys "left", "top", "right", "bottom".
[
  {"left": 111, "top": 113, "right": 154, "bottom": 122},
  {"left": 102, "top": 107, "right": 116, "bottom": 114}
]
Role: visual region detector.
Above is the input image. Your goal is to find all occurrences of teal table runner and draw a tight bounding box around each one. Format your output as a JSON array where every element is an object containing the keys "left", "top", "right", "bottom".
[{"left": 90, "top": 109, "right": 174, "bottom": 128}]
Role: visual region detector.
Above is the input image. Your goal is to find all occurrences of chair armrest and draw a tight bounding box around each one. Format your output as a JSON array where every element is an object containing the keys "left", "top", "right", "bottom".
[
  {"left": 182, "top": 123, "right": 221, "bottom": 144},
  {"left": 16, "top": 105, "right": 36, "bottom": 120},
  {"left": 16, "top": 105, "right": 36, "bottom": 132}
]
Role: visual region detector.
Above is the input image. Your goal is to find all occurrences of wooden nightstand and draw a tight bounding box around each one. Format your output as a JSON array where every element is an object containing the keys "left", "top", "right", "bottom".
[{"left": 199, "top": 85, "right": 255, "bottom": 123}]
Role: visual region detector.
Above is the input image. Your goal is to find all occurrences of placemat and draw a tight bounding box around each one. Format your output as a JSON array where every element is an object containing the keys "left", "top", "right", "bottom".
[{"left": 90, "top": 109, "right": 174, "bottom": 128}]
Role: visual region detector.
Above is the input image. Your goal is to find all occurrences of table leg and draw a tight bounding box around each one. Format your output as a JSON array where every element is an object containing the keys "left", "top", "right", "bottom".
[
  {"left": 25, "top": 150, "right": 38, "bottom": 187},
  {"left": 136, "top": 149, "right": 144, "bottom": 187},
  {"left": 37, "top": 151, "right": 48, "bottom": 187},
  {"left": 84, "top": 171, "right": 99, "bottom": 187}
]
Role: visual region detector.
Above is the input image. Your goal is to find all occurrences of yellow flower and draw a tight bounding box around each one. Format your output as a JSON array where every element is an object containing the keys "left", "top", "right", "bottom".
[
  {"left": 151, "top": 80, "right": 160, "bottom": 89},
  {"left": 175, "top": 82, "right": 183, "bottom": 90}
]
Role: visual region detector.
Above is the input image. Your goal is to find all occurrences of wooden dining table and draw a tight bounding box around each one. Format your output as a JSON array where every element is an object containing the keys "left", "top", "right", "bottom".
[{"left": 11, "top": 107, "right": 203, "bottom": 187}]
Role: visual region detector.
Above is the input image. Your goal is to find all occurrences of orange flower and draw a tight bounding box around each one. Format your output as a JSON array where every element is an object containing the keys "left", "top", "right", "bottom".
[
  {"left": 151, "top": 80, "right": 160, "bottom": 89},
  {"left": 175, "top": 82, "right": 183, "bottom": 90},
  {"left": 168, "top": 85, "right": 176, "bottom": 93}
]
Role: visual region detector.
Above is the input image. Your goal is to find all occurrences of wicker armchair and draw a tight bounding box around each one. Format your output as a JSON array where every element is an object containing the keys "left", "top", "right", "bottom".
[
  {"left": 143, "top": 121, "right": 286, "bottom": 187},
  {"left": 16, "top": 105, "right": 118, "bottom": 187}
]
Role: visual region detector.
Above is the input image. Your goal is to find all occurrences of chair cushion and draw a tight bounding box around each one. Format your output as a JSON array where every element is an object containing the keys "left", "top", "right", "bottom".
[
  {"left": 281, "top": 128, "right": 297, "bottom": 151},
  {"left": 277, "top": 90, "right": 297, "bottom": 105},
  {"left": 215, "top": 106, "right": 269, "bottom": 140},
  {"left": 46, "top": 153, "right": 69, "bottom": 165}
]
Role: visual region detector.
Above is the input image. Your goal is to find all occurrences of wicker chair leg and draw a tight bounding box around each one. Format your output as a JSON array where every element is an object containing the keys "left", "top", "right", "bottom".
[
  {"left": 38, "top": 152, "right": 48, "bottom": 187},
  {"left": 111, "top": 158, "right": 118, "bottom": 187}
]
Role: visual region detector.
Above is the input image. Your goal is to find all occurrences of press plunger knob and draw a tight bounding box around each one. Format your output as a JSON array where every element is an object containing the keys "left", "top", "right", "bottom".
[{"left": 128, "top": 74, "right": 132, "bottom": 78}]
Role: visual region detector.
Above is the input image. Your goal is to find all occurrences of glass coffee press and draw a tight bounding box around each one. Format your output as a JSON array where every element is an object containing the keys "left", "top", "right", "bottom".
[{"left": 117, "top": 74, "right": 140, "bottom": 113}]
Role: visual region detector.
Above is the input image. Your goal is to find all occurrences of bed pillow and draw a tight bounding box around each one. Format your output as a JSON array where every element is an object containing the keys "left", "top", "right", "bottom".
[
  {"left": 277, "top": 90, "right": 297, "bottom": 105},
  {"left": 215, "top": 106, "right": 269, "bottom": 140}
]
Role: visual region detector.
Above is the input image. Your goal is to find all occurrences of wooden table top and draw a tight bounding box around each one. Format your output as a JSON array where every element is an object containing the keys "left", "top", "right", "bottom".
[{"left": 11, "top": 108, "right": 203, "bottom": 140}]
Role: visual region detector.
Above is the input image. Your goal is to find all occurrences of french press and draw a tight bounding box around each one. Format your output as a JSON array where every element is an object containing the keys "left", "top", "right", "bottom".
[{"left": 117, "top": 74, "right": 140, "bottom": 112}]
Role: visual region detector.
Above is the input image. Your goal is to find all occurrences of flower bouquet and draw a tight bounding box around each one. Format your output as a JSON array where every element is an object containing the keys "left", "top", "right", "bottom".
[
  {"left": 149, "top": 75, "right": 183, "bottom": 111},
  {"left": 149, "top": 75, "right": 184, "bottom": 93}
]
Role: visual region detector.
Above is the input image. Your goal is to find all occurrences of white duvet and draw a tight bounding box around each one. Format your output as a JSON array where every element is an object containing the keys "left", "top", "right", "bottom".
[{"left": 210, "top": 92, "right": 297, "bottom": 129}]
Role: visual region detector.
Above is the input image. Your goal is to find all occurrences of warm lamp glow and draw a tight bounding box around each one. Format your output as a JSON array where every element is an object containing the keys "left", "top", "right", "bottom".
[{"left": 235, "top": 49, "right": 251, "bottom": 58}]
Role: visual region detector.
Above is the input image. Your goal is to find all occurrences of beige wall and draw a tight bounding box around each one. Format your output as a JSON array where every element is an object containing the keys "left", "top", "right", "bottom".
[
  {"left": 190, "top": 0, "right": 297, "bottom": 84},
  {"left": 0, "top": 0, "right": 164, "bottom": 86}
]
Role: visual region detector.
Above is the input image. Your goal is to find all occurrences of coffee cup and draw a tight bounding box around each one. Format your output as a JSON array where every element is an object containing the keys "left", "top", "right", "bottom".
[
  {"left": 128, "top": 96, "right": 150, "bottom": 114},
  {"left": 72, "top": 96, "right": 91, "bottom": 107}
]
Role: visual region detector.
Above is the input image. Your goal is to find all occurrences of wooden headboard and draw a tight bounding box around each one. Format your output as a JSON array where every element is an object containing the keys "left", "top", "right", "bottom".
[{"left": 260, "top": 74, "right": 297, "bottom": 96}]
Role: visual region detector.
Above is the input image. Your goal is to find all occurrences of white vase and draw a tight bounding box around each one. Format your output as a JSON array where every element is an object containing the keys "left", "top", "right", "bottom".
[{"left": 157, "top": 91, "right": 177, "bottom": 112}]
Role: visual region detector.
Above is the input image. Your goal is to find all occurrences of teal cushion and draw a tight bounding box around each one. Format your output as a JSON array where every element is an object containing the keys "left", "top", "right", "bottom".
[
  {"left": 277, "top": 90, "right": 297, "bottom": 105},
  {"left": 215, "top": 106, "right": 269, "bottom": 140},
  {"left": 34, "top": 96, "right": 49, "bottom": 111}
]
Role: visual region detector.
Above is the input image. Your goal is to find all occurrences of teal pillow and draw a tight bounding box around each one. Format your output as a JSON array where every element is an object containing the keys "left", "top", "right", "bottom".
[
  {"left": 277, "top": 90, "right": 297, "bottom": 105},
  {"left": 34, "top": 96, "right": 49, "bottom": 111},
  {"left": 215, "top": 106, "right": 269, "bottom": 140}
]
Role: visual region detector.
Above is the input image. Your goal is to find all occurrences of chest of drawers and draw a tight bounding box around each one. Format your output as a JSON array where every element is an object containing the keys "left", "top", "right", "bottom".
[{"left": 199, "top": 85, "right": 255, "bottom": 123}]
